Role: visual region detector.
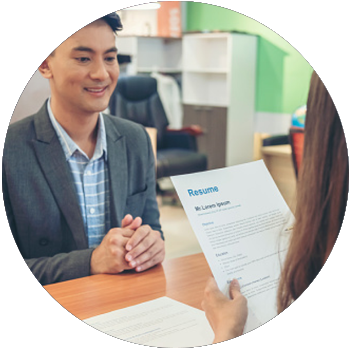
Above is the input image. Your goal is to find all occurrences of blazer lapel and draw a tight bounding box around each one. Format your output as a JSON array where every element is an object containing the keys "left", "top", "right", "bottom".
[
  {"left": 104, "top": 115, "right": 128, "bottom": 228},
  {"left": 32, "top": 103, "right": 88, "bottom": 249}
]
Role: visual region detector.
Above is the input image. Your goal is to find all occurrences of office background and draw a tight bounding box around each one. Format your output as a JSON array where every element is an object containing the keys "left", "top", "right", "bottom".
[{"left": 2, "top": 0, "right": 350, "bottom": 348}]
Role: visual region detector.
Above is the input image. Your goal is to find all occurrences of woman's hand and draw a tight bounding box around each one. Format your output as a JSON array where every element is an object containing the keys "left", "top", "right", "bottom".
[{"left": 202, "top": 277, "right": 248, "bottom": 343}]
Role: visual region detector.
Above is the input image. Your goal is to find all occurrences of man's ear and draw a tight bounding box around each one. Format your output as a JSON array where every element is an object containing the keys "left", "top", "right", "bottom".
[{"left": 38, "top": 58, "right": 53, "bottom": 79}]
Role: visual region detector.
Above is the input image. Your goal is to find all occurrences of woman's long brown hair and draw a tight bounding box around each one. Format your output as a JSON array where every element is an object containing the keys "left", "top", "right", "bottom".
[{"left": 277, "top": 72, "right": 348, "bottom": 312}]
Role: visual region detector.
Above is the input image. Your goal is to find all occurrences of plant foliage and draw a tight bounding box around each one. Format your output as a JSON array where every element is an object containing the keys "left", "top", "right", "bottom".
[{"left": 1, "top": 277, "right": 325, "bottom": 349}]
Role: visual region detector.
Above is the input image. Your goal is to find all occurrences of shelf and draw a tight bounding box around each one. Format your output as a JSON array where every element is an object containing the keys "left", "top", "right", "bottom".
[
  {"left": 182, "top": 99, "right": 228, "bottom": 108},
  {"left": 183, "top": 68, "right": 228, "bottom": 74},
  {"left": 137, "top": 67, "right": 182, "bottom": 74},
  {"left": 183, "top": 32, "right": 231, "bottom": 40},
  {"left": 116, "top": 36, "right": 182, "bottom": 75},
  {"left": 182, "top": 34, "right": 229, "bottom": 73},
  {"left": 183, "top": 72, "right": 229, "bottom": 106}
]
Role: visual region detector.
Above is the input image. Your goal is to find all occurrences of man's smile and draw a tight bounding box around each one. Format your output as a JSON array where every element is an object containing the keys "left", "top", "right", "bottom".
[
  {"left": 83, "top": 86, "right": 110, "bottom": 97},
  {"left": 84, "top": 86, "right": 108, "bottom": 93}
]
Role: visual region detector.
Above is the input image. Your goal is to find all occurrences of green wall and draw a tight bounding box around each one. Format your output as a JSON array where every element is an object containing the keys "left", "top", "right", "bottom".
[{"left": 185, "top": 2, "right": 313, "bottom": 114}]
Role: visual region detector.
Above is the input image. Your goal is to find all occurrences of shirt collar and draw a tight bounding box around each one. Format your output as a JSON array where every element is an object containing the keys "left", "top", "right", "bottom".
[{"left": 47, "top": 98, "right": 108, "bottom": 161}]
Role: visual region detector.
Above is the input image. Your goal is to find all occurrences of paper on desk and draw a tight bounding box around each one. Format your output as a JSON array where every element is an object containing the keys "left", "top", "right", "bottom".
[
  {"left": 84, "top": 297, "right": 214, "bottom": 347},
  {"left": 171, "top": 160, "right": 294, "bottom": 334}
]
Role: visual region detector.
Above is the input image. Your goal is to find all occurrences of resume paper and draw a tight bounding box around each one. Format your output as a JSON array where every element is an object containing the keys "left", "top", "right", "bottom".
[
  {"left": 84, "top": 297, "right": 214, "bottom": 347},
  {"left": 171, "top": 160, "right": 294, "bottom": 333}
]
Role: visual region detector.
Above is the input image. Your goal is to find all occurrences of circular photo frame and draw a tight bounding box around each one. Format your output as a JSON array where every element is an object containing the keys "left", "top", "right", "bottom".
[{"left": 3, "top": 1, "right": 349, "bottom": 348}]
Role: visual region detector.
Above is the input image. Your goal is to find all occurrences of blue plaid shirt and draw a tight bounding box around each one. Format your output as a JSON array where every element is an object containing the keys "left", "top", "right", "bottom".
[{"left": 47, "top": 100, "right": 111, "bottom": 248}]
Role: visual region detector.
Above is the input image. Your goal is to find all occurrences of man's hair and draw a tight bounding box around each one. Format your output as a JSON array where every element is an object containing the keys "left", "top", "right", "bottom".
[
  {"left": 49, "top": 12, "right": 122, "bottom": 56},
  {"left": 100, "top": 12, "right": 123, "bottom": 33}
]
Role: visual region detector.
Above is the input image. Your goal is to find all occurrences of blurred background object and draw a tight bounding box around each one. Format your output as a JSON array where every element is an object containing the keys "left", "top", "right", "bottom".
[{"left": 1, "top": 0, "right": 350, "bottom": 348}]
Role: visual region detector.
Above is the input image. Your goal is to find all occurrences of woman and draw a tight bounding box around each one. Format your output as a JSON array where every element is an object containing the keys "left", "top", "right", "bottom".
[{"left": 201, "top": 71, "right": 348, "bottom": 343}]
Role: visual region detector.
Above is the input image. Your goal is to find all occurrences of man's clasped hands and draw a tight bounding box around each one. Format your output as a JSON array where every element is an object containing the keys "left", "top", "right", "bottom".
[{"left": 90, "top": 214, "right": 165, "bottom": 275}]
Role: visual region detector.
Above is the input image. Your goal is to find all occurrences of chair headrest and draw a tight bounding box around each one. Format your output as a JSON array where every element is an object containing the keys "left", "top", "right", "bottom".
[{"left": 116, "top": 75, "right": 158, "bottom": 101}]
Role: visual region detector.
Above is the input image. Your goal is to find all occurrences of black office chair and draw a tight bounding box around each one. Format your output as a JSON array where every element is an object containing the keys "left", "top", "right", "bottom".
[
  {"left": 109, "top": 75, "right": 207, "bottom": 179},
  {"left": 262, "top": 134, "right": 289, "bottom": 146}
]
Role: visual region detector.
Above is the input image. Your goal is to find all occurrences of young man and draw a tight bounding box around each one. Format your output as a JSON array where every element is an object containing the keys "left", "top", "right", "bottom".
[{"left": 3, "top": 13, "right": 165, "bottom": 285}]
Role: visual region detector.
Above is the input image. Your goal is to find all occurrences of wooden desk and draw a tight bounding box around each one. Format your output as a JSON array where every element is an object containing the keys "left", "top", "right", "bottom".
[{"left": 44, "top": 253, "right": 211, "bottom": 320}]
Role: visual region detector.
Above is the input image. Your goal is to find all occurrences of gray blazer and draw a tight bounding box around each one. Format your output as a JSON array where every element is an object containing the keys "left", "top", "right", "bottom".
[{"left": 3, "top": 102, "right": 163, "bottom": 285}]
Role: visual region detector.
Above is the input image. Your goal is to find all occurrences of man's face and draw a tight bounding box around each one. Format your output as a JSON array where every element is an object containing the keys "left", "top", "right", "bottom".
[{"left": 44, "top": 20, "right": 119, "bottom": 117}]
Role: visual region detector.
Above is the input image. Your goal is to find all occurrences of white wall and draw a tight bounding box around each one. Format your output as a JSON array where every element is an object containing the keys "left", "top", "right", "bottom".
[{"left": 9, "top": 0, "right": 51, "bottom": 60}]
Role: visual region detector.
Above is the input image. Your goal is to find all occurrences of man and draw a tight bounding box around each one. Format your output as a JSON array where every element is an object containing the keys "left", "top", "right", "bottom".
[{"left": 3, "top": 13, "right": 165, "bottom": 285}]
